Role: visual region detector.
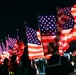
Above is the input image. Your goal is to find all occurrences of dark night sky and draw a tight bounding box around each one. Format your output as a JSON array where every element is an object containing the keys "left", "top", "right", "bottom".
[{"left": 0, "top": 0, "right": 76, "bottom": 44}]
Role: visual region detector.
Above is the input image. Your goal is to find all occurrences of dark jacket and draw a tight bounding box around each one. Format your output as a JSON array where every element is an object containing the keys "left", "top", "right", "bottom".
[
  {"left": 9, "top": 62, "right": 20, "bottom": 75},
  {"left": 45, "top": 54, "right": 74, "bottom": 75},
  {"left": 0, "top": 64, "right": 9, "bottom": 75}
]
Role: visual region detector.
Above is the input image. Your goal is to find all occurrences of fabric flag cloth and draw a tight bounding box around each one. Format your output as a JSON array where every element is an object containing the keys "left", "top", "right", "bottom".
[
  {"left": 38, "top": 8, "right": 74, "bottom": 55},
  {"left": 13, "top": 33, "right": 25, "bottom": 58},
  {"left": 18, "top": 41, "right": 25, "bottom": 50},
  {"left": 13, "top": 33, "right": 21, "bottom": 50},
  {"left": 13, "top": 40, "right": 25, "bottom": 60},
  {"left": 25, "top": 26, "right": 44, "bottom": 59},
  {"left": 7, "top": 36, "right": 17, "bottom": 50},
  {"left": 58, "top": 7, "right": 74, "bottom": 52},
  {"left": 0, "top": 41, "right": 10, "bottom": 61},
  {"left": 56, "top": 10, "right": 71, "bottom": 54},
  {"left": 13, "top": 41, "right": 20, "bottom": 50},
  {"left": 71, "top": 4, "right": 76, "bottom": 41},
  {"left": 5, "top": 38, "right": 14, "bottom": 56},
  {"left": 13, "top": 34, "right": 25, "bottom": 50},
  {"left": 6, "top": 35, "right": 25, "bottom": 63},
  {"left": 6, "top": 36, "right": 18, "bottom": 56},
  {"left": 56, "top": 12, "right": 70, "bottom": 43},
  {"left": 38, "top": 15, "right": 57, "bottom": 55}
]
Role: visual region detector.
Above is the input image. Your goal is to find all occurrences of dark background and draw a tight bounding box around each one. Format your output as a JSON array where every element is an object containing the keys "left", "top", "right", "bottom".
[{"left": 0, "top": 0, "right": 76, "bottom": 45}]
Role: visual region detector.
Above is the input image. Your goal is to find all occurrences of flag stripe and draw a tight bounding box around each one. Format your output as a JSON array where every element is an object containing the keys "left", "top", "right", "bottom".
[
  {"left": 26, "top": 26, "right": 44, "bottom": 59},
  {"left": 71, "top": 5, "right": 76, "bottom": 41},
  {"left": 38, "top": 7, "right": 74, "bottom": 54}
]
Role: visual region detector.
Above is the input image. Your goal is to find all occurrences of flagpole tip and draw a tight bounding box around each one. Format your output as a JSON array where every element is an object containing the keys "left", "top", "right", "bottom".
[
  {"left": 8, "top": 35, "right": 9, "bottom": 37},
  {"left": 17, "top": 29, "right": 18, "bottom": 31},
  {"left": 5, "top": 37, "right": 7, "bottom": 39},
  {"left": 24, "top": 21, "right": 26, "bottom": 25},
  {"left": 1, "top": 39, "right": 2, "bottom": 42},
  {"left": 56, "top": 7, "right": 59, "bottom": 10}
]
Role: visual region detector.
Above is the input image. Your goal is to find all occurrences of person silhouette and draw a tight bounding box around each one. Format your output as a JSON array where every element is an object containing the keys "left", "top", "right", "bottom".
[
  {"left": 9, "top": 55, "right": 20, "bottom": 75},
  {"left": 1, "top": 58, "right": 9, "bottom": 75},
  {"left": 45, "top": 42, "right": 74, "bottom": 75}
]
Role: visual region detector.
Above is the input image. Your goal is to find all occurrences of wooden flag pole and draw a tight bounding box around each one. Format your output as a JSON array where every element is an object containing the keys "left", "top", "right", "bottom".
[
  {"left": 56, "top": 7, "right": 64, "bottom": 55},
  {"left": 37, "top": 13, "right": 48, "bottom": 65}
]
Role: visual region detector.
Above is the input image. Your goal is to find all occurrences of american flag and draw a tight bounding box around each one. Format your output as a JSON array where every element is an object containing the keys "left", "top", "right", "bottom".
[
  {"left": 38, "top": 15, "right": 57, "bottom": 55},
  {"left": 25, "top": 26, "right": 44, "bottom": 59},
  {"left": 19, "top": 41, "right": 25, "bottom": 50},
  {"left": 58, "top": 7, "right": 74, "bottom": 30},
  {"left": 56, "top": 12, "right": 70, "bottom": 44},
  {"left": 6, "top": 36, "right": 25, "bottom": 63},
  {"left": 38, "top": 7, "right": 74, "bottom": 54},
  {"left": 7, "top": 36, "right": 17, "bottom": 50},
  {"left": 13, "top": 33, "right": 21, "bottom": 50},
  {"left": 71, "top": 5, "right": 76, "bottom": 41},
  {"left": 13, "top": 41, "right": 19, "bottom": 50},
  {"left": 13, "top": 40, "right": 25, "bottom": 63},
  {"left": 58, "top": 7, "right": 74, "bottom": 52}
]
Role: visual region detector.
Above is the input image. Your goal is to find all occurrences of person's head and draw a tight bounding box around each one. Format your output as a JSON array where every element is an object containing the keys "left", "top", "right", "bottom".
[
  {"left": 48, "top": 42, "right": 55, "bottom": 52},
  {"left": 52, "top": 46, "right": 59, "bottom": 54},
  {"left": 11, "top": 55, "right": 16, "bottom": 62},
  {"left": 3, "top": 58, "right": 9, "bottom": 65},
  {"left": 48, "top": 42, "right": 59, "bottom": 54}
]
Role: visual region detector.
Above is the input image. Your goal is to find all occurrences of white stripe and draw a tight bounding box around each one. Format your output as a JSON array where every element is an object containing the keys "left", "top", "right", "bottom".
[
  {"left": 74, "top": 20, "right": 76, "bottom": 22},
  {"left": 71, "top": 8, "right": 76, "bottom": 10},
  {"left": 28, "top": 43, "right": 44, "bottom": 58},
  {"left": 71, "top": 13, "right": 76, "bottom": 16},
  {"left": 74, "top": 25, "right": 76, "bottom": 28},
  {"left": 28, "top": 48, "right": 43, "bottom": 52},
  {"left": 28, "top": 43, "right": 42, "bottom": 47},
  {"left": 73, "top": 32, "right": 76, "bottom": 36},
  {"left": 68, "top": 34, "right": 72, "bottom": 39},
  {"left": 36, "top": 31, "right": 42, "bottom": 41},
  {"left": 29, "top": 52, "right": 44, "bottom": 57},
  {"left": 62, "top": 29, "right": 72, "bottom": 33},
  {"left": 28, "top": 43, "right": 43, "bottom": 51}
]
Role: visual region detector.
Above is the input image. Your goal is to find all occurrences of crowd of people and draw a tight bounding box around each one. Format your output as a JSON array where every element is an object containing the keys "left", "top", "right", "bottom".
[
  {"left": 0, "top": 42, "right": 75, "bottom": 75},
  {"left": 0, "top": 48, "right": 37, "bottom": 75},
  {"left": 45, "top": 42, "right": 74, "bottom": 75},
  {"left": 0, "top": 55, "right": 20, "bottom": 75}
]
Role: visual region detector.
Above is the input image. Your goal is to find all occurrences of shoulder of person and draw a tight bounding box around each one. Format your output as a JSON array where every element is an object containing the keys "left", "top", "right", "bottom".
[{"left": 61, "top": 56, "right": 68, "bottom": 61}]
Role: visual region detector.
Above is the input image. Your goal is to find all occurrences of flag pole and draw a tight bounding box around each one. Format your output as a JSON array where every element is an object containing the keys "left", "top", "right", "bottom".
[
  {"left": 56, "top": 6, "right": 62, "bottom": 53},
  {"left": 5, "top": 37, "right": 8, "bottom": 51},
  {"left": 1, "top": 39, "right": 3, "bottom": 55},
  {"left": 7, "top": 35, "right": 9, "bottom": 39},
  {"left": 36, "top": 13, "right": 48, "bottom": 65},
  {"left": 56, "top": 7, "right": 65, "bottom": 55},
  {"left": 37, "top": 13, "right": 45, "bottom": 54},
  {"left": 56, "top": 7, "right": 59, "bottom": 19},
  {"left": 55, "top": 6, "right": 59, "bottom": 44},
  {"left": 24, "top": 21, "right": 33, "bottom": 66},
  {"left": 16, "top": 28, "right": 19, "bottom": 40}
]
